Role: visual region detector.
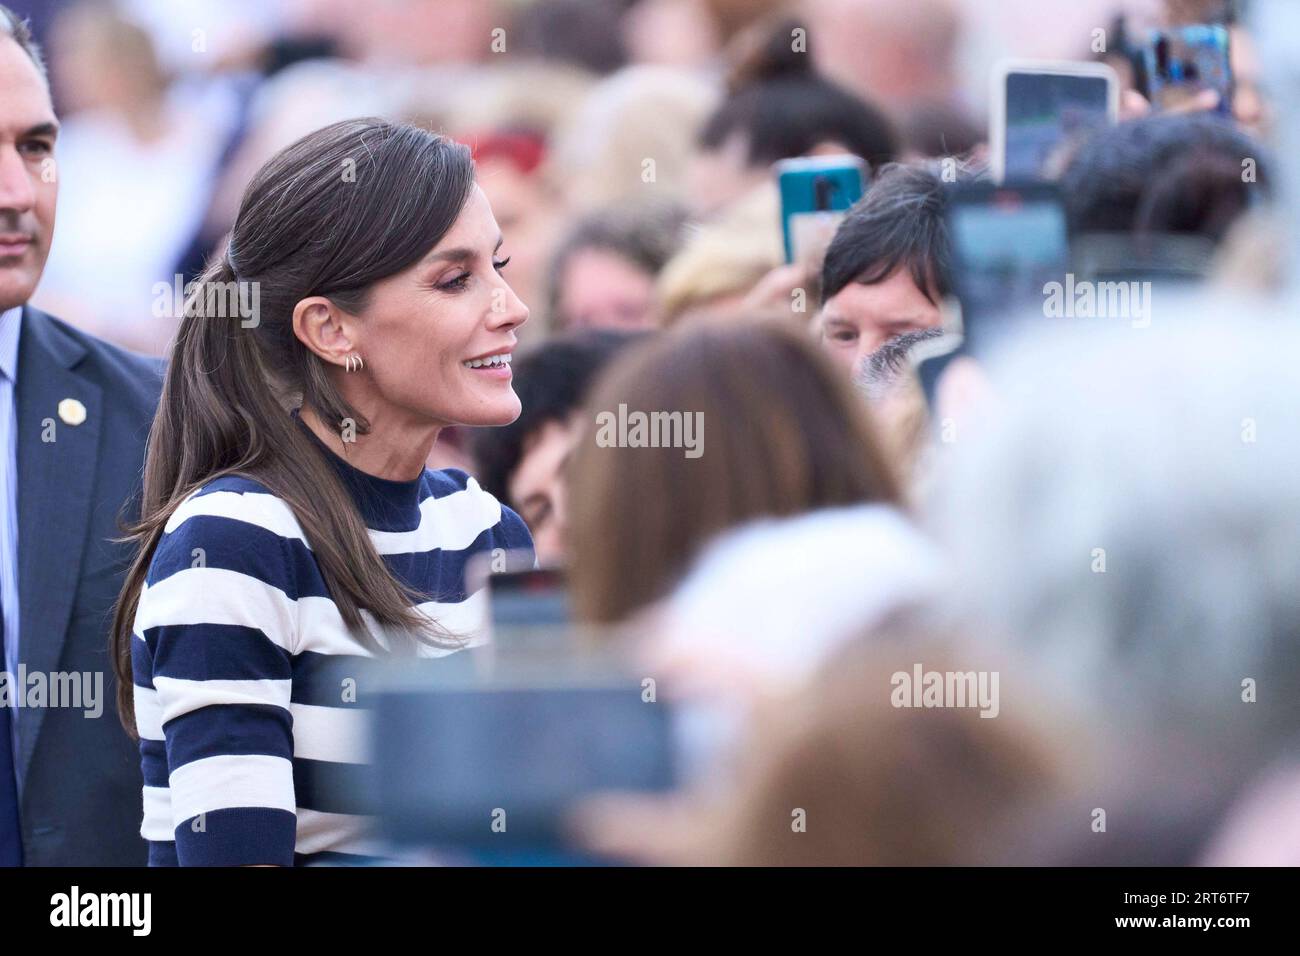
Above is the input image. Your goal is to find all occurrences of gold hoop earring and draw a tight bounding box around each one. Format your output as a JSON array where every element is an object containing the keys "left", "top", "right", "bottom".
[{"left": 345, "top": 353, "right": 364, "bottom": 372}]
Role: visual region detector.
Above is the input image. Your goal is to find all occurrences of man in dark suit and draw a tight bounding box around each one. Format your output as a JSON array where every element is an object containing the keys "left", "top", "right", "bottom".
[{"left": 1, "top": 6, "right": 160, "bottom": 865}]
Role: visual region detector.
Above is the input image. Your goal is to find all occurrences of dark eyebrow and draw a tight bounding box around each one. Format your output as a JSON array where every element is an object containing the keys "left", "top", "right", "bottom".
[
  {"left": 424, "top": 235, "right": 504, "bottom": 265},
  {"left": 22, "top": 122, "right": 59, "bottom": 139}
]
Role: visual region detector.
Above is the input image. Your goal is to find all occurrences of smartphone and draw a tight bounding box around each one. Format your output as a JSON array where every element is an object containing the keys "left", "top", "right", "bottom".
[
  {"left": 490, "top": 567, "right": 569, "bottom": 629},
  {"left": 776, "top": 155, "right": 867, "bottom": 264},
  {"left": 991, "top": 60, "right": 1119, "bottom": 184},
  {"left": 1142, "top": 24, "right": 1232, "bottom": 115},
  {"left": 371, "top": 670, "right": 677, "bottom": 858},
  {"left": 944, "top": 182, "right": 1070, "bottom": 352}
]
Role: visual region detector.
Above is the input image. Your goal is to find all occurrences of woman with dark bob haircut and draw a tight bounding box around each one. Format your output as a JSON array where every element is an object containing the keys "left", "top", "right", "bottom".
[{"left": 111, "top": 119, "right": 534, "bottom": 866}]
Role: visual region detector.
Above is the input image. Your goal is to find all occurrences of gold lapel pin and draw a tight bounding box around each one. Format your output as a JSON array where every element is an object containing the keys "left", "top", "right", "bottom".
[{"left": 58, "top": 398, "right": 87, "bottom": 426}]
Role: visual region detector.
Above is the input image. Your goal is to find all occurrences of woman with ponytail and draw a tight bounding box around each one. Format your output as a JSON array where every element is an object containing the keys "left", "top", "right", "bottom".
[{"left": 111, "top": 118, "right": 534, "bottom": 866}]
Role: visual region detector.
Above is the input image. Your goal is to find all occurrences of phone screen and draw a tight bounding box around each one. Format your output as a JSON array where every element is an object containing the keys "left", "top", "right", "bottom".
[
  {"left": 1004, "top": 71, "right": 1113, "bottom": 181},
  {"left": 373, "top": 681, "right": 676, "bottom": 854},
  {"left": 947, "top": 185, "right": 1069, "bottom": 350},
  {"left": 490, "top": 568, "right": 569, "bottom": 628},
  {"left": 777, "top": 157, "right": 866, "bottom": 264}
]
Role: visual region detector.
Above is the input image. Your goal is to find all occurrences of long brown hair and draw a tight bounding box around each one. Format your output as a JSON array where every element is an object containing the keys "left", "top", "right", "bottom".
[
  {"left": 111, "top": 119, "right": 476, "bottom": 735},
  {"left": 568, "top": 319, "right": 904, "bottom": 623}
]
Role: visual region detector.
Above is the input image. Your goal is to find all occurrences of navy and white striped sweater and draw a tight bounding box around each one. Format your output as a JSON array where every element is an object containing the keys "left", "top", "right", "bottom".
[{"left": 131, "top": 428, "right": 533, "bottom": 866}]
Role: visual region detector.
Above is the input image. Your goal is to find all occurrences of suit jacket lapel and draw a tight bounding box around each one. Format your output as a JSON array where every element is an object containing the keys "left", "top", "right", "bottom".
[{"left": 14, "top": 307, "right": 102, "bottom": 782}]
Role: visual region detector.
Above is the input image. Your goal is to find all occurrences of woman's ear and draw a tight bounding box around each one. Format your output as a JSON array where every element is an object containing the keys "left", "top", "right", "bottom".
[{"left": 292, "top": 296, "right": 355, "bottom": 368}]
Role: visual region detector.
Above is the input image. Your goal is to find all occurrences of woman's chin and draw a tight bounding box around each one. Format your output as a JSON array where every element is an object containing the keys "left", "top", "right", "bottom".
[{"left": 457, "top": 394, "right": 522, "bottom": 429}]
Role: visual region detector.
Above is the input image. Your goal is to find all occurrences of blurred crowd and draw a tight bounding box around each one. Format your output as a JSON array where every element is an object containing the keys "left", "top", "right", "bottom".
[{"left": 20, "top": 0, "right": 1300, "bottom": 864}]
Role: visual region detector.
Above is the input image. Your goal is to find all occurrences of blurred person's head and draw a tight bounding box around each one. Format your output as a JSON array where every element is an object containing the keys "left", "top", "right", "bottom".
[
  {"left": 470, "top": 329, "right": 645, "bottom": 566},
  {"left": 569, "top": 320, "right": 903, "bottom": 623},
  {"left": 932, "top": 301, "right": 1300, "bottom": 782},
  {"left": 690, "top": 16, "right": 897, "bottom": 216},
  {"left": 655, "top": 183, "right": 785, "bottom": 324},
  {"left": 544, "top": 64, "right": 717, "bottom": 213},
  {"left": 807, "top": 0, "right": 962, "bottom": 113},
  {"left": 1061, "top": 112, "right": 1268, "bottom": 244},
  {"left": 350, "top": 0, "right": 499, "bottom": 66},
  {"left": 0, "top": 4, "right": 56, "bottom": 312},
  {"left": 441, "top": 61, "right": 595, "bottom": 139},
  {"left": 511, "top": 0, "right": 627, "bottom": 74},
  {"left": 819, "top": 164, "right": 950, "bottom": 377},
  {"left": 548, "top": 203, "right": 686, "bottom": 332},
  {"left": 621, "top": 0, "right": 721, "bottom": 68},
  {"left": 621, "top": 0, "right": 794, "bottom": 69},
  {"left": 47, "top": 1, "right": 168, "bottom": 117}
]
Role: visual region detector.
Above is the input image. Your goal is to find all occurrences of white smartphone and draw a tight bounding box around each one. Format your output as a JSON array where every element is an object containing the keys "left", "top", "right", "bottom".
[{"left": 990, "top": 59, "right": 1119, "bottom": 184}]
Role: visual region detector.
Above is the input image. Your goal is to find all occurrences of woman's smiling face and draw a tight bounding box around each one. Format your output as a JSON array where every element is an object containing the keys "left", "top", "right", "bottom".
[{"left": 347, "top": 184, "right": 530, "bottom": 429}]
